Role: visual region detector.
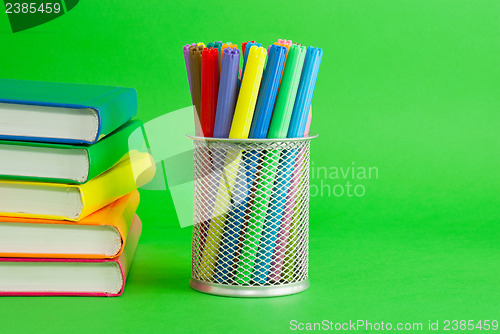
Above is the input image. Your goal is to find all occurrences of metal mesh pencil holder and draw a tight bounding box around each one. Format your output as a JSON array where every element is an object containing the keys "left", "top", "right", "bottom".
[{"left": 188, "top": 134, "right": 317, "bottom": 297}]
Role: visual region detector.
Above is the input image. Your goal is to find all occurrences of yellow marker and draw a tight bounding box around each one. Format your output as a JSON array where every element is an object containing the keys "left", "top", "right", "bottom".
[
  {"left": 197, "top": 46, "right": 267, "bottom": 279},
  {"left": 229, "top": 45, "right": 267, "bottom": 139},
  {"left": 197, "top": 152, "right": 241, "bottom": 279},
  {"left": 197, "top": 42, "right": 206, "bottom": 47}
]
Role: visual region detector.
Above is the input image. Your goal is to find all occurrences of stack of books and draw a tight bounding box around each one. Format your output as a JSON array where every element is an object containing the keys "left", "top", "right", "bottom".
[{"left": 0, "top": 79, "right": 155, "bottom": 296}]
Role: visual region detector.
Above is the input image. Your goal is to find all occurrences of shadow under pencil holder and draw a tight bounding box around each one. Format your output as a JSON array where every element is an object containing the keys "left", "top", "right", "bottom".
[{"left": 188, "top": 134, "right": 317, "bottom": 297}]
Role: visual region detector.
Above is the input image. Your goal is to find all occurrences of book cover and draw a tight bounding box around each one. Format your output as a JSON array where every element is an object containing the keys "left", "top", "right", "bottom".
[
  {"left": 0, "top": 214, "right": 142, "bottom": 297},
  {"left": 0, "top": 79, "right": 137, "bottom": 144},
  {"left": 0, "top": 190, "right": 140, "bottom": 259}
]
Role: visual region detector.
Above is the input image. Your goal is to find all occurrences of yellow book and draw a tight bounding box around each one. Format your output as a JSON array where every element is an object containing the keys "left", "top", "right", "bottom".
[{"left": 0, "top": 151, "right": 155, "bottom": 221}]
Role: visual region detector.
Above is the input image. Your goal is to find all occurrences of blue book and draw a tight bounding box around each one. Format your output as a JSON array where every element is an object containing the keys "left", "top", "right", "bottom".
[{"left": 0, "top": 79, "right": 137, "bottom": 144}]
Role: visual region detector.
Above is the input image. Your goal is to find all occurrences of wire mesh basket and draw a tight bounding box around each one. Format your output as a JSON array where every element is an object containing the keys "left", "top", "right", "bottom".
[{"left": 188, "top": 135, "right": 316, "bottom": 297}]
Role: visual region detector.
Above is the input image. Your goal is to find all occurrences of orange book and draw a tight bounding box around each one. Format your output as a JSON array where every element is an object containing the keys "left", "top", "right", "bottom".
[{"left": 0, "top": 190, "right": 140, "bottom": 259}]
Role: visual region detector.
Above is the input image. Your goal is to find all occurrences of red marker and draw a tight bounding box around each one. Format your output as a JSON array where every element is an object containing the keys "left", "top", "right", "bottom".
[
  {"left": 241, "top": 40, "right": 255, "bottom": 58},
  {"left": 200, "top": 48, "right": 219, "bottom": 137}
]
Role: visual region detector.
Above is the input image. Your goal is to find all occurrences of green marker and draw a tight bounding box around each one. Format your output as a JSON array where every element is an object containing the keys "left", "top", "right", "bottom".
[
  {"left": 268, "top": 45, "right": 307, "bottom": 138},
  {"left": 233, "top": 45, "right": 307, "bottom": 284}
]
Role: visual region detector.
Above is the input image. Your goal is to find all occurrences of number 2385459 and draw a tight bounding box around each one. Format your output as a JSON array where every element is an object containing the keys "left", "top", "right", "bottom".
[{"left": 5, "top": 2, "right": 61, "bottom": 14}]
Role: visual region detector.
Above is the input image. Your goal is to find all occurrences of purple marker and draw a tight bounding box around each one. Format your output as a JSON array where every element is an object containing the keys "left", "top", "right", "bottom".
[
  {"left": 213, "top": 47, "right": 240, "bottom": 138},
  {"left": 183, "top": 43, "right": 196, "bottom": 100}
]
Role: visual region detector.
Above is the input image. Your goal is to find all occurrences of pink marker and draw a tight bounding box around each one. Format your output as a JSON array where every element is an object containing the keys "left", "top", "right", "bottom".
[
  {"left": 278, "top": 39, "right": 293, "bottom": 47},
  {"left": 268, "top": 39, "right": 293, "bottom": 53},
  {"left": 268, "top": 105, "right": 311, "bottom": 282},
  {"left": 304, "top": 106, "right": 312, "bottom": 136}
]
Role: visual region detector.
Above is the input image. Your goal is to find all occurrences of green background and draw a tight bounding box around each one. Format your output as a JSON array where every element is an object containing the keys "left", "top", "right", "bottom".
[{"left": 1, "top": 0, "right": 499, "bottom": 333}]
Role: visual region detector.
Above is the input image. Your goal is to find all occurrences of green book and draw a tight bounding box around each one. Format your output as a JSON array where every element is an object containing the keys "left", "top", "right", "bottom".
[{"left": 0, "top": 121, "right": 146, "bottom": 184}]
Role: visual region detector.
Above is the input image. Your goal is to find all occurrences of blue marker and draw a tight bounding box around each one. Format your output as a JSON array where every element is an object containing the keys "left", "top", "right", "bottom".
[
  {"left": 241, "top": 41, "right": 263, "bottom": 80},
  {"left": 252, "top": 46, "right": 323, "bottom": 283},
  {"left": 287, "top": 47, "right": 323, "bottom": 138},
  {"left": 249, "top": 44, "right": 287, "bottom": 139}
]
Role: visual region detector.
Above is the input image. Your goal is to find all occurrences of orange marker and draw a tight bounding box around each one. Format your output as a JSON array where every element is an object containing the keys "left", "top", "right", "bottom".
[{"left": 220, "top": 43, "right": 238, "bottom": 63}]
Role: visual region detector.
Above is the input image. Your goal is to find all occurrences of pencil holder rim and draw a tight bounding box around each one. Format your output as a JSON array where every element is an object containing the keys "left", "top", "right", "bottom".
[
  {"left": 189, "top": 278, "right": 310, "bottom": 298},
  {"left": 186, "top": 133, "right": 318, "bottom": 143}
]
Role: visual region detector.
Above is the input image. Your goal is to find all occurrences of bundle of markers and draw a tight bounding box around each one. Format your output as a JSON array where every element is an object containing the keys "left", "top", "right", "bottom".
[{"left": 183, "top": 39, "right": 322, "bottom": 285}]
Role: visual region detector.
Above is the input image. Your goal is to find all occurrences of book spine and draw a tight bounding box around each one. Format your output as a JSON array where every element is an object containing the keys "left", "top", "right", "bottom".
[
  {"left": 78, "top": 152, "right": 154, "bottom": 220},
  {"left": 86, "top": 121, "right": 144, "bottom": 181},
  {"left": 115, "top": 214, "right": 142, "bottom": 296},
  {"left": 110, "top": 191, "right": 140, "bottom": 259}
]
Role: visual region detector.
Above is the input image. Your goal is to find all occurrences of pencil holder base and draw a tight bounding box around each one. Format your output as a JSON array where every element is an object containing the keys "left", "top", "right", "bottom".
[{"left": 189, "top": 278, "right": 310, "bottom": 298}]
